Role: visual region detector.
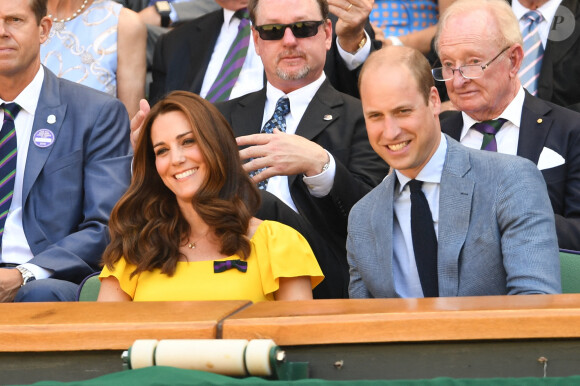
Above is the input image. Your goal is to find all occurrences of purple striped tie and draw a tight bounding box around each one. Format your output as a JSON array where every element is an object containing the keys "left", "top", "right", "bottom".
[
  {"left": 206, "top": 9, "right": 251, "bottom": 103},
  {"left": 519, "top": 10, "right": 544, "bottom": 96},
  {"left": 471, "top": 118, "right": 507, "bottom": 152},
  {"left": 0, "top": 103, "right": 21, "bottom": 244}
]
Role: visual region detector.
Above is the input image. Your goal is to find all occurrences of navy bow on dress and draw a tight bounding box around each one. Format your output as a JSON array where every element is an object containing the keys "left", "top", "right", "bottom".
[{"left": 213, "top": 259, "right": 248, "bottom": 273}]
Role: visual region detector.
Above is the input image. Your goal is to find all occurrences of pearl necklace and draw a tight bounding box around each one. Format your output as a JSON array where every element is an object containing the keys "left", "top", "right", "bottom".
[{"left": 48, "top": 0, "right": 89, "bottom": 23}]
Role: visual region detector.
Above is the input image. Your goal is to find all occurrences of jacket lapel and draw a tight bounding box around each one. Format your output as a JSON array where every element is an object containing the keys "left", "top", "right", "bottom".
[
  {"left": 516, "top": 92, "right": 553, "bottom": 164},
  {"left": 188, "top": 10, "right": 224, "bottom": 94},
  {"left": 22, "top": 68, "right": 66, "bottom": 205},
  {"left": 290, "top": 80, "right": 341, "bottom": 186},
  {"left": 438, "top": 137, "right": 474, "bottom": 297},
  {"left": 230, "top": 89, "right": 266, "bottom": 137},
  {"left": 372, "top": 174, "right": 398, "bottom": 297},
  {"left": 439, "top": 111, "right": 464, "bottom": 142}
]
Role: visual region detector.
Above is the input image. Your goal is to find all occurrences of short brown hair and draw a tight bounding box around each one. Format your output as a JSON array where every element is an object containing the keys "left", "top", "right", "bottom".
[
  {"left": 29, "top": 0, "right": 48, "bottom": 24},
  {"left": 102, "top": 91, "right": 261, "bottom": 277},
  {"left": 248, "top": 0, "right": 329, "bottom": 25},
  {"left": 359, "top": 46, "right": 434, "bottom": 104}
]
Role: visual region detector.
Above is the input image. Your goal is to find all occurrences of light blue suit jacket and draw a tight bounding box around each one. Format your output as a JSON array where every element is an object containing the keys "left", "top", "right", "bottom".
[
  {"left": 347, "top": 135, "right": 561, "bottom": 298},
  {"left": 20, "top": 67, "right": 131, "bottom": 284}
]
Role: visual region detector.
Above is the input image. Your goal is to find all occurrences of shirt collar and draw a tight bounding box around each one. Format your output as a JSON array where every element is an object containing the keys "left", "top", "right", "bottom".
[
  {"left": 460, "top": 86, "right": 525, "bottom": 140},
  {"left": 223, "top": 8, "right": 236, "bottom": 24},
  {"left": 265, "top": 72, "right": 326, "bottom": 121},
  {"left": 395, "top": 133, "right": 447, "bottom": 192},
  {"left": 512, "top": 0, "right": 561, "bottom": 23},
  {"left": 0, "top": 66, "right": 44, "bottom": 117}
]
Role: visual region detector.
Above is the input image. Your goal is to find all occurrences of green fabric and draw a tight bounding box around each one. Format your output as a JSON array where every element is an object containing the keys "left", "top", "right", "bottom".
[
  {"left": 560, "top": 251, "right": 580, "bottom": 293},
  {"left": 22, "top": 367, "right": 580, "bottom": 386},
  {"left": 78, "top": 275, "right": 101, "bottom": 301}
]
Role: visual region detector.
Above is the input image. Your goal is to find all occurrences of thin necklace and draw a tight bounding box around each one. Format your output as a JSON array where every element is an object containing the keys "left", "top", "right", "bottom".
[
  {"left": 48, "top": 0, "right": 89, "bottom": 23},
  {"left": 187, "top": 233, "right": 208, "bottom": 249}
]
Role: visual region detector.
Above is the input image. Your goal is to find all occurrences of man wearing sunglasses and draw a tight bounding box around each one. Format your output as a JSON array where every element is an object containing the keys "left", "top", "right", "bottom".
[
  {"left": 148, "top": 0, "right": 378, "bottom": 104},
  {"left": 216, "top": 0, "right": 389, "bottom": 299},
  {"left": 436, "top": 0, "right": 580, "bottom": 251}
]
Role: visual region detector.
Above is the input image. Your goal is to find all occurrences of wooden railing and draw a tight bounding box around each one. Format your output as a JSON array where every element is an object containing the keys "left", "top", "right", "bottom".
[{"left": 2, "top": 294, "right": 580, "bottom": 352}]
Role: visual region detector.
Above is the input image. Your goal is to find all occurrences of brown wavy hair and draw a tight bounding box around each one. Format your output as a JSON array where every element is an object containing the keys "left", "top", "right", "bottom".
[{"left": 102, "top": 91, "right": 261, "bottom": 276}]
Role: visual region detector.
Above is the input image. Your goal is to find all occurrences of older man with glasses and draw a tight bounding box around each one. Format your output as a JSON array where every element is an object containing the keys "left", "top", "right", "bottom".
[
  {"left": 215, "top": 0, "right": 389, "bottom": 299},
  {"left": 435, "top": 0, "right": 580, "bottom": 251}
]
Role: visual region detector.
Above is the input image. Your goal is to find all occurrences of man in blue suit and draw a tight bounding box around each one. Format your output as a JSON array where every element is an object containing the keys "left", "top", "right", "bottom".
[
  {"left": 0, "top": 0, "right": 131, "bottom": 302},
  {"left": 347, "top": 46, "right": 561, "bottom": 298}
]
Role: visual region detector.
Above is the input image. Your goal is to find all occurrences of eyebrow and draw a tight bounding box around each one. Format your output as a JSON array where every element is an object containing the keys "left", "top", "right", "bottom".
[{"left": 152, "top": 131, "right": 192, "bottom": 148}]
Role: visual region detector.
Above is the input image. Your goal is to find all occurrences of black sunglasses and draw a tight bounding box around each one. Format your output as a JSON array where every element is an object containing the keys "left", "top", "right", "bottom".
[{"left": 254, "top": 20, "right": 325, "bottom": 41}]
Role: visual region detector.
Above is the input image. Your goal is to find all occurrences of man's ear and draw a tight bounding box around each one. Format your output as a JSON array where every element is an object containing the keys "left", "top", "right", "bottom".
[
  {"left": 508, "top": 44, "right": 524, "bottom": 78},
  {"left": 39, "top": 16, "right": 52, "bottom": 44},
  {"left": 252, "top": 27, "right": 261, "bottom": 56},
  {"left": 324, "top": 18, "right": 332, "bottom": 51},
  {"left": 429, "top": 86, "right": 441, "bottom": 116}
]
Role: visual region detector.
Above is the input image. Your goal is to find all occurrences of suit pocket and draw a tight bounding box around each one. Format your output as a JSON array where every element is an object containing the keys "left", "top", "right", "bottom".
[
  {"left": 541, "top": 164, "right": 565, "bottom": 185},
  {"left": 43, "top": 150, "right": 83, "bottom": 175}
]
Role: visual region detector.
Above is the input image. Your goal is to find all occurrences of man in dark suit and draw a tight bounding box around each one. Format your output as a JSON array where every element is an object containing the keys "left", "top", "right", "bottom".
[
  {"left": 0, "top": 0, "right": 131, "bottom": 302},
  {"left": 434, "top": 0, "right": 580, "bottom": 251},
  {"left": 510, "top": 0, "right": 580, "bottom": 112},
  {"left": 149, "top": 0, "right": 377, "bottom": 103},
  {"left": 216, "top": 0, "right": 388, "bottom": 298}
]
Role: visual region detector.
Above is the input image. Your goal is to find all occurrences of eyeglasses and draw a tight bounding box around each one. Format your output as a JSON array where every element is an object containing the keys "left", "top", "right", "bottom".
[
  {"left": 254, "top": 20, "right": 325, "bottom": 41},
  {"left": 431, "top": 46, "right": 511, "bottom": 81}
]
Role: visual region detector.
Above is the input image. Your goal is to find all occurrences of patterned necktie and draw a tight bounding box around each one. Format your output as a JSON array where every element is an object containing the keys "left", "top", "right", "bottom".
[
  {"left": 0, "top": 103, "right": 21, "bottom": 243},
  {"left": 519, "top": 10, "right": 545, "bottom": 96},
  {"left": 205, "top": 8, "right": 251, "bottom": 103},
  {"left": 408, "top": 179, "right": 438, "bottom": 298},
  {"left": 471, "top": 118, "right": 507, "bottom": 152},
  {"left": 250, "top": 97, "right": 290, "bottom": 190}
]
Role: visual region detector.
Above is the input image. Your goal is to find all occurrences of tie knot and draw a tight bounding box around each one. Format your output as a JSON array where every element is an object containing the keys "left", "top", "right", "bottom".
[
  {"left": 523, "top": 10, "right": 543, "bottom": 24},
  {"left": 235, "top": 8, "right": 249, "bottom": 20},
  {"left": 2, "top": 103, "right": 21, "bottom": 122},
  {"left": 275, "top": 96, "right": 290, "bottom": 116},
  {"left": 471, "top": 118, "right": 506, "bottom": 136},
  {"left": 407, "top": 179, "right": 423, "bottom": 193}
]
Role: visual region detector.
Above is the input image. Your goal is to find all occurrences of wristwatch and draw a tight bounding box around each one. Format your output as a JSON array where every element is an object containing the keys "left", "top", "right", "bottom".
[
  {"left": 155, "top": 1, "right": 172, "bottom": 28},
  {"left": 15, "top": 266, "right": 36, "bottom": 286}
]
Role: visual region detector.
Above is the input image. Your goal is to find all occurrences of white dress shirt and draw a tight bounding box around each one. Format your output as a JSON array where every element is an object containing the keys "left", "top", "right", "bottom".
[
  {"left": 512, "top": 0, "right": 563, "bottom": 49},
  {"left": 392, "top": 133, "right": 447, "bottom": 298},
  {"left": 459, "top": 87, "right": 526, "bottom": 155},
  {"left": 200, "top": 9, "right": 372, "bottom": 101},
  {"left": 199, "top": 9, "right": 264, "bottom": 100},
  {"left": 262, "top": 73, "right": 336, "bottom": 212},
  {"left": 0, "top": 67, "right": 52, "bottom": 279}
]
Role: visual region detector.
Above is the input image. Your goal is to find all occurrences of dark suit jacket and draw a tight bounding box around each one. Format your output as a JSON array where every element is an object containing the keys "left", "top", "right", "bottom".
[
  {"left": 22, "top": 67, "right": 132, "bottom": 283},
  {"left": 440, "top": 91, "right": 580, "bottom": 251},
  {"left": 217, "top": 80, "right": 389, "bottom": 298},
  {"left": 509, "top": 0, "right": 580, "bottom": 112},
  {"left": 149, "top": 10, "right": 377, "bottom": 103}
]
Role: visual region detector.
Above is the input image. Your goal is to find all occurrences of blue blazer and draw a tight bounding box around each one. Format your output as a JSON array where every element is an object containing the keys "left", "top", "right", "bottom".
[
  {"left": 21, "top": 67, "right": 132, "bottom": 284},
  {"left": 347, "top": 135, "right": 561, "bottom": 298}
]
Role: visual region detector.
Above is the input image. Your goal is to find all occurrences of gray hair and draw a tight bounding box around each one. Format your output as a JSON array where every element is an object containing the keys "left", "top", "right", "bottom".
[{"left": 434, "top": 0, "right": 522, "bottom": 56}]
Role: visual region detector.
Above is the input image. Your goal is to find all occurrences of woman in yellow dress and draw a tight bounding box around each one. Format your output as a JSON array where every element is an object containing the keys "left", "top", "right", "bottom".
[{"left": 97, "top": 91, "right": 323, "bottom": 302}]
